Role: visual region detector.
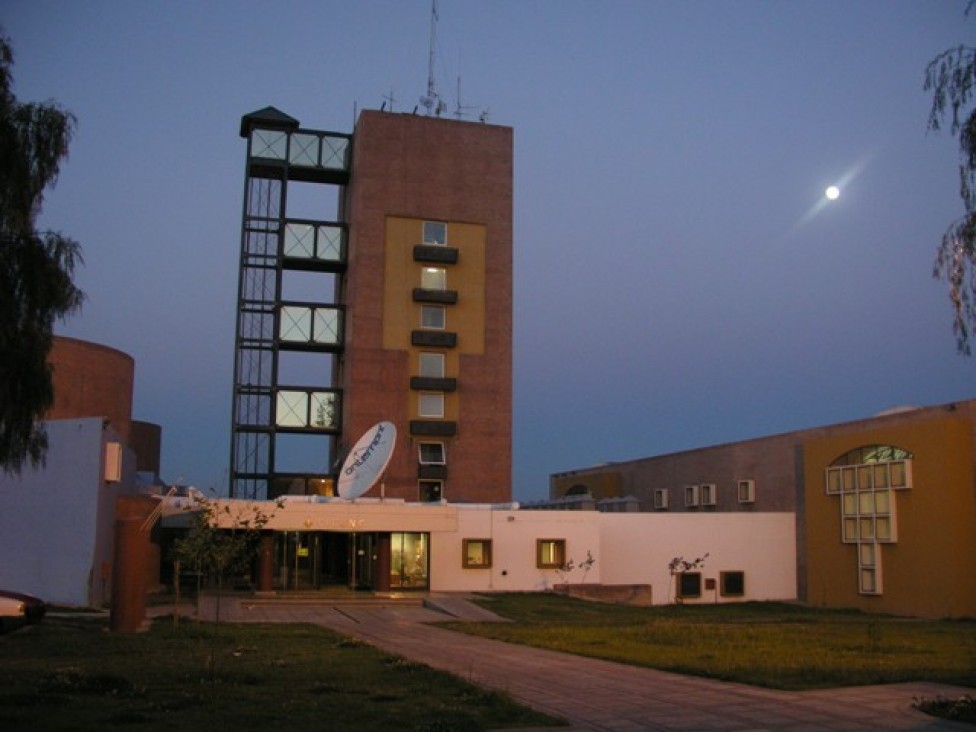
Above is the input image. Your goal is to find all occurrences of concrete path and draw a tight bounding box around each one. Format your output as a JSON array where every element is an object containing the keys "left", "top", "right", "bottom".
[{"left": 183, "top": 594, "right": 974, "bottom": 731}]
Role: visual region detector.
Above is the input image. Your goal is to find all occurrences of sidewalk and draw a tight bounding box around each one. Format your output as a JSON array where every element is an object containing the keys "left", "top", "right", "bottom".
[{"left": 186, "top": 594, "right": 974, "bottom": 731}]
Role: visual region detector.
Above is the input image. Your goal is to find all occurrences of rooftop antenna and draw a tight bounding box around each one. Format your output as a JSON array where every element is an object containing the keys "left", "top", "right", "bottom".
[
  {"left": 454, "top": 75, "right": 477, "bottom": 120},
  {"left": 420, "top": 0, "right": 444, "bottom": 116},
  {"left": 382, "top": 88, "right": 396, "bottom": 112}
]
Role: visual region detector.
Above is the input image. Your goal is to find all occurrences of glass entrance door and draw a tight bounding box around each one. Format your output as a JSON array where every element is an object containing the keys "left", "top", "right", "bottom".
[{"left": 390, "top": 533, "right": 429, "bottom": 589}]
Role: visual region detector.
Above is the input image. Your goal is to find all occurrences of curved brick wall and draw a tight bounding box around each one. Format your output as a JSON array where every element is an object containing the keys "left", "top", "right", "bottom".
[{"left": 47, "top": 336, "right": 134, "bottom": 444}]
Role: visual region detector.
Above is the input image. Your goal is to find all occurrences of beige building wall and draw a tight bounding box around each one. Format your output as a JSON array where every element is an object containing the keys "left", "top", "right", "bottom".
[{"left": 803, "top": 405, "right": 976, "bottom": 618}]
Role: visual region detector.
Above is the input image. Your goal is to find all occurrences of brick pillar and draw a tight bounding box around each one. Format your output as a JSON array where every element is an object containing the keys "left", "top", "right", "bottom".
[
  {"left": 257, "top": 534, "right": 275, "bottom": 592},
  {"left": 374, "top": 533, "right": 391, "bottom": 592},
  {"left": 110, "top": 518, "right": 149, "bottom": 632}
]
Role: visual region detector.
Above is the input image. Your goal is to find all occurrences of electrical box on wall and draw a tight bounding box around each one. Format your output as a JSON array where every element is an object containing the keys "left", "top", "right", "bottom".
[{"left": 104, "top": 442, "right": 122, "bottom": 483}]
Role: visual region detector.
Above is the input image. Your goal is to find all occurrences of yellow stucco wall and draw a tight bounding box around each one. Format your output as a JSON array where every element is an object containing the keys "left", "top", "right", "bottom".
[
  {"left": 804, "top": 411, "right": 976, "bottom": 617},
  {"left": 383, "top": 217, "right": 486, "bottom": 422}
]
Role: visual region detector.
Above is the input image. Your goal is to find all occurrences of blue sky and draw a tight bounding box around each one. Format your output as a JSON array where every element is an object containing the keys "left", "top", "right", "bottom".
[{"left": 6, "top": 1, "right": 973, "bottom": 501}]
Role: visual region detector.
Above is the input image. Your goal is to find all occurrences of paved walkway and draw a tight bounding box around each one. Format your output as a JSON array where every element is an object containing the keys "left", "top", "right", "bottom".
[{"left": 178, "top": 594, "right": 974, "bottom": 731}]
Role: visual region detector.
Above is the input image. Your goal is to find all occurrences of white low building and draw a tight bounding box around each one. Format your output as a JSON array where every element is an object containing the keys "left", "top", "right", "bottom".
[{"left": 166, "top": 496, "right": 797, "bottom": 606}]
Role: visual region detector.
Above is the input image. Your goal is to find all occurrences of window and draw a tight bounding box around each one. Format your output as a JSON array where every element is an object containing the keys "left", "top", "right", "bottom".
[
  {"left": 419, "top": 480, "right": 442, "bottom": 502},
  {"left": 419, "top": 393, "right": 444, "bottom": 418},
  {"left": 720, "top": 571, "right": 745, "bottom": 597},
  {"left": 419, "top": 352, "right": 445, "bottom": 378},
  {"left": 653, "top": 489, "right": 669, "bottom": 510},
  {"left": 418, "top": 442, "right": 446, "bottom": 465},
  {"left": 678, "top": 572, "right": 702, "bottom": 599},
  {"left": 420, "top": 305, "right": 445, "bottom": 330},
  {"left": 423, "top": 221, "right": 447, "bottom": 246},
  {"left": 537, "top": 539, "right": 566, "bottom": 569},
  {"left": 684, "top": 485, "right": 699, "bottom": 507},
  {"left": 699, "top": 483, "right": 716, "bottom": 506},
  {"left": 737, "top": 480, "right": 755, "bottom": 504},
  {"left": 421, "top": 267, "right": 447, "bottom": 291},
  {"left": 462, "top": 539, "right": 492, "bottom": 568}
]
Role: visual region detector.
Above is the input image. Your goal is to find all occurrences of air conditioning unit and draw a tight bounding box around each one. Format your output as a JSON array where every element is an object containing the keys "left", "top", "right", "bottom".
[
  {"left": 684, "top": 484, "right": 699, "bottom": 507},
  {"left": 737, "top": 479, "right": 756, "bottom": 504},
  {"left": 653, "top": 489, "right": 669, "bottom": 510}
]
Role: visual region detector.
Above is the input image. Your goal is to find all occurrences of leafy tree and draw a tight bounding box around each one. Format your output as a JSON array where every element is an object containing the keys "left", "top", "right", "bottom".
[
  {"left": 925, "top": 2, "right": 976, "bottom": 355},
  {"left": 0, "top": 30, "right": 84, "bottom": 474}
]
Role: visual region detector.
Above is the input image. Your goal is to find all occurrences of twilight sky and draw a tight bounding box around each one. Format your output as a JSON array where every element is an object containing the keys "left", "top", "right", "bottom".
[{"left": 6, "top": 1, "right": 974, "bottom": 501}]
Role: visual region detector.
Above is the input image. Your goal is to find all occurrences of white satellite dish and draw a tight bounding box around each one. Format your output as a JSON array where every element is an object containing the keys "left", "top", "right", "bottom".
[{"left": 337, "top": 421, "right": 397, "bottom": 499}]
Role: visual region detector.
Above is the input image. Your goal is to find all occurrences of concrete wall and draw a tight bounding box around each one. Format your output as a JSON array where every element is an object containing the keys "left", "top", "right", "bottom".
[{"left": 0, "top": 418, "right": 135, "bottom": 607}]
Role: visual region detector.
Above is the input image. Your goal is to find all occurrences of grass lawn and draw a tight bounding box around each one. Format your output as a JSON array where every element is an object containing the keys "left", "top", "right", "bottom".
[
  {"left": 0, "top": 615, "right": 563, "bottom": 732},
  {"left": 448, "top": 594, "right": 976, "bottom": 691}
]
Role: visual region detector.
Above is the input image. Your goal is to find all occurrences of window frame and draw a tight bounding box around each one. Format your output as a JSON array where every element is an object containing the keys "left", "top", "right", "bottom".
[
  {"left": 423, "top": 221, "right": 447, "bottom": 246},
  {"left": 421, "top": 266, "right": 447, "bottom": 291},
  {"left": 677, "top": 572, "right": 702, "bottom": 599},
  {"left": 462, "top": 539, "right": 492, "bottom": 569},
  {"left": 720, "top": 571, "right": 745, "bottom": 597},
  {"left": 536, "top": 539, "right": 566, "bottom": 569},
  {"left": 420, "top": 305, "right": 446, "bottom": 330},
  {"left": 684, "top": 485, "right": 699, "bottom": 507},
  {"left": 653, "top": 489, "right": 669, "bottom": 510},
  {"left": 419, "top": 352, "right": 445, "bottom": 378},
  {"left": 419, "top": 479, "right": 443, "bottom": 502},
  {"left": 699, "top": 483, "right": 717, "bottom": 506},
  {"left": 418, "top": 442, "right": 446, "bottom": 465},
  {"left": 418, "top": 392, "right": 445, "bottom": 418}
]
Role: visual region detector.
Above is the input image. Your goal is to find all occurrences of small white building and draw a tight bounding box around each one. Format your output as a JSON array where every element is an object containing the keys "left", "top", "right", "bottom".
[{"left": 168, "top": 496, "right": 797, "bottom": 606}]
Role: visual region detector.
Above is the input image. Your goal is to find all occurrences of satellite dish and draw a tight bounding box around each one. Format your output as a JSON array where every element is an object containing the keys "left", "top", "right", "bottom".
[{"left": 337, "top": 421, "right": 397, "bottom": 499}]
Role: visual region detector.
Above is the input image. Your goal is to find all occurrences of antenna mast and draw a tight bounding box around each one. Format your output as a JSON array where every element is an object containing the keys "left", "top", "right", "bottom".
[{"left": 420, "top": 0, "right": 445, "bottom": 116}]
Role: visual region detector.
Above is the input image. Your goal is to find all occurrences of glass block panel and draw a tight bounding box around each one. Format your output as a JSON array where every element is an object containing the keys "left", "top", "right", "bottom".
[
  {"left": 289, "top": 133, "right": 319, "bottom": 167},
  {"left": 310, "top": 392, "right": 337, "bottom": 429},
  {"left": 843, "top": 493, "right": 857, "bottom": 516},
  {"left": 859, "top": 542, "right": 876, "bottom": 567},
  {"left": 284, "top": 223, "right": 315, "bottom": 258},
  {"left": 321, "top": 135, "right": 349, "bottom": 169},
  {"left": 876, "top": 517, "right": 892, "bottom": 541},
  {"left": 826, "top": 468, "right": 841, "bottom": 494},
  {"left": 890, "top": 461, "right": 907, "bottom": 488},
  {"left": 860, "top": 568, "right": 876, "bottom": 594},
  {"left": 858, "top": 491, "right": 874, "bottom": 515},
  {"left": 874, "top": 490, "right": 890, "bottom": 515},
  {"left": 313, "top": 308, "right": 340, "bottom": 345},
  {"left": 276, "top": 391, "right": 308, "bottom": 427},
  {"left": 859, "top": 518, "right": 875, "bottom": 540},
  {"left": 843, "top": 518, "right": 858, "bottom": 541},
  {"left": 842, "top": 467, "right": 856, "bottom": 492},
  {"left": 251, "top": 129, "right": 287, "bottom": 159},
  {"left": 317, "top": 225, "right": 343, "bottom": 261},
  {"left": 280, "top": 306, "right": 312, "bottom": 342},
  {"left": 874, "top": 464, "right": 889, "bottom": 489}
]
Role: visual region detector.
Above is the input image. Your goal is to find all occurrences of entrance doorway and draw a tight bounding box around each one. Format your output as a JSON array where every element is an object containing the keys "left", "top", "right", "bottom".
[{"left": 274, "top": 531, "right": 430, "bottom": 591}]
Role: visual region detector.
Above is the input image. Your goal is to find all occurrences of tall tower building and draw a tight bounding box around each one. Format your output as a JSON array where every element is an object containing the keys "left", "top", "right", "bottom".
[{"left": 231, "top": 108, "right": 512, "bottom": 504}]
